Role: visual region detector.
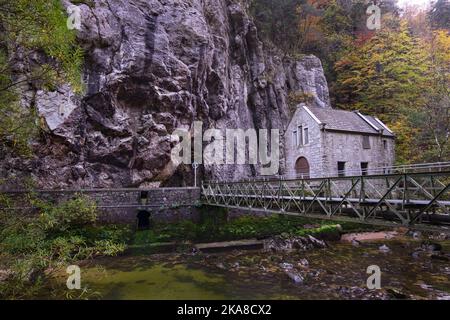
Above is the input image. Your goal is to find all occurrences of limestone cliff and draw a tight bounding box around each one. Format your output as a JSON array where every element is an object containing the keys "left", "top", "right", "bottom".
[{"left": 1, "top": 0, "right": 330, "bottom": 188}]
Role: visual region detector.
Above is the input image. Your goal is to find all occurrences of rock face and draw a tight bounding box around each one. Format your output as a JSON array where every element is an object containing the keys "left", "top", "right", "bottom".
[{"left": 2, "top": 0, "right": 330, "bottom": 188}]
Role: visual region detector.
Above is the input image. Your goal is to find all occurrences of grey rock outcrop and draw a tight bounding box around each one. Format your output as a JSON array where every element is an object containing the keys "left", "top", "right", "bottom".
[{"left": 1, "top": 0, "right": 330, "bottom": 188}]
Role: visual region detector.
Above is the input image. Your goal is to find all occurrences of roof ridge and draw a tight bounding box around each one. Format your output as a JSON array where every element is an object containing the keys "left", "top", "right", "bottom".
[
  {"left": 303, "top": 105, "right": 394, "bottom": 137},
  {"left": 354, "top": 111, "right": 381, "bottom": 133}
]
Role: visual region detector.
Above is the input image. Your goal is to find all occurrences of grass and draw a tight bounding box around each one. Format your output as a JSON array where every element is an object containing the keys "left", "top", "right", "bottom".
[
  {"left": 133, "top": 211, "right": 380, "bottom": 246},
  {"left": 0, "top": 194, "right": 132, "bottom": 299}
]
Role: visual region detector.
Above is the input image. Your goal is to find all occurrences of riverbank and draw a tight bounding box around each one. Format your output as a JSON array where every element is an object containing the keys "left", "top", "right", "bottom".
[
  {"left": 130, "top": 213, "right": 380, "bottom": 253},
  {"left": 0, "top": 195, "right": 132, "bottom": 299},
  {"left": 2, "top": 202, "right": 449, "bottom": 300}
]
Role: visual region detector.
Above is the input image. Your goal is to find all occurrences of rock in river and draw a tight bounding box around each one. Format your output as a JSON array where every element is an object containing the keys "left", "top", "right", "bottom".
[
  {"left": 421, "top": 241, "right": 442, "bottom": 252},
  {"left": 298, "top": 258, "right": 309, "bottom": 267},
  {"left": 286, "top": 271, "right": 305, "bottom": 284},
  {"left": 279, "top": 263, "right": 294, "bottom": 270}
]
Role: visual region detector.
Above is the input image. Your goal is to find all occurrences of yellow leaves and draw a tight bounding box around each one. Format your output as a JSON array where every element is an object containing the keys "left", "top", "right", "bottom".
[
  {"left": 389, "top": 118, "right": 420, "bottom": 163},
  {"left": 430, "top": 30, "right": 450, "bottom": 70},
  {"left": 334, "top": 58, "right": 353, "bottom": 69},
  {"left": 332, "top": 19, "right": 444, "bottom": 163}
]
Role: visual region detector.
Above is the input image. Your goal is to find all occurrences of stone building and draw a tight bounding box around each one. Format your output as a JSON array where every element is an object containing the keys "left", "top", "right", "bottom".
[{"left": 284, "top": 105, "right": 395, "bottom": 178}]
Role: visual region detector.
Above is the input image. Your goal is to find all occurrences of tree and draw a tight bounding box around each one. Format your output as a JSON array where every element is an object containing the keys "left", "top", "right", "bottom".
[
  {"left": 249, "top": 0, "right": 447, "bottom": 164},
  {"left": 429, "top": 0, "right": 450, "bottom": 30},
  {"left": 0, "top": 0, "right": 83, "bottom": 154},
  {"left": 249, "top": 0, "right": 324, "bottom": 54},
  {"left": 334, "top": 19, "right": 429, "bottom": 163},
  {"left": 420, "top": 30, "right": 450, "bottom": 161}
]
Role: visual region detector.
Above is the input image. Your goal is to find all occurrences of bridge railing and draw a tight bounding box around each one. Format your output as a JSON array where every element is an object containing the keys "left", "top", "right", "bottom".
[
  {"left": 220, "top": 161, "right": 450, "bottom": 182},
  {"left": 202, "top": 171, "right": 450, "bottom": 229},
  {"left": 0, "top": 187, "right": 201, "bottom": 212}
]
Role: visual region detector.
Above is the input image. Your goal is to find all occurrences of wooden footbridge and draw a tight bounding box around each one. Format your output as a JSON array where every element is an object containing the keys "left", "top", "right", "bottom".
[{"left": 202, "top": 166, "right": 450, "bottom": 232}]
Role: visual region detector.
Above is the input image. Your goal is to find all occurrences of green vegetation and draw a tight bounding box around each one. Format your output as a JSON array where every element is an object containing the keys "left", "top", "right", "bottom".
[
  {"left": 293, "top": 223, "right": 340, "bottom": 238},
  {"left": 133, "top": 210, "right": 377, "bottom": 246},
  {"left": 288, "top": 91, "right": 316, "bottom": 115},
  {"left": 0, "top": 196, "right": 381, "bottom": 298},
  {"left": 334, "top": 20, "right": 450, "bottom": 163},
  {"left": 0, "top": 0, "right": 83, "bottom": 155},
  {"left": 0, "top": 194, "right": 131, "bottom": 299}
]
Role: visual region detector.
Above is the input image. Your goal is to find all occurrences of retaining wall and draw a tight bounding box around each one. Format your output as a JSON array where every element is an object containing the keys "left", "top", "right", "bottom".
[{"left": 2, "top": 187, "right": 202, "bottom": 224}]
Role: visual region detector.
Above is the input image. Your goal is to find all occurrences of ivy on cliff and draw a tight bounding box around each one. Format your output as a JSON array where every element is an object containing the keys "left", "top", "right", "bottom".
[{"left": 0, "top": 0, "right": 84, "bottom": 155}]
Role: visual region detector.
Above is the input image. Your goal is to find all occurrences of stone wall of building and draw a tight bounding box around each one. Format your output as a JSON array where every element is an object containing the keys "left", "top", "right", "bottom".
[
  {"left": 322, "top": 131, "right": 395, "bottom": 176},
  {"left": 284, "top": 107, "right": 325, "bottom": 178},
  {"left": 284, "top": 107, "right": 395, "bottom": 178}
]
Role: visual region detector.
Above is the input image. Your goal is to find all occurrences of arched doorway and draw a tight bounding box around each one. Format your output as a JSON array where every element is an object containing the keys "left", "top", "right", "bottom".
[
  {"left": 295, "top": 157, "right": 310, "bottom": 179},
  {"left": 137, "top": 210, "right": 151, "bottom": 230}
]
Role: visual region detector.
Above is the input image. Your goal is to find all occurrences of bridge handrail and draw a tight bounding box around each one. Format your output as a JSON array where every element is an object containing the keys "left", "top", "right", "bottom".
[
  {"left": 203, "top": 169, "right": 450, "bottom": 185},
  {"left": 0, "top": 187, "right": 201, "bottom": 194},
  {"left": 283, "top": 162, "right": 450, "bottom": 179},
  {"left": 203, "top": 162, "right": 450, "bottom": 184}
]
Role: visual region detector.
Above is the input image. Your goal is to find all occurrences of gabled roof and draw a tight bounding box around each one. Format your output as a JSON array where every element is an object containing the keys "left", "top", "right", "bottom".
[
  {"left": 303, "top": 106, "right": 394, "bottom": 137},
  {"left": 365, "top": 115, "right": 395, "bottom": 137}
]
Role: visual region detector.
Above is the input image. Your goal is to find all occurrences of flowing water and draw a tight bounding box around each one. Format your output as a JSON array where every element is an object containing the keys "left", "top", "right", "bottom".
[{"left": 44, "top": 239, "right": 450, "bottom": 300}]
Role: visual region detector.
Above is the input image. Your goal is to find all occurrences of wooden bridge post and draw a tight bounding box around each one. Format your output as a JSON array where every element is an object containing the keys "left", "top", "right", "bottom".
[
  {"left": 301, "top": 178, "right": 306, "bottom": 213},
  {"left": 360, "top": 176, "right": 367, "bottom": 220},
  {"left": 326, "top": 178, "right": 332, "bottom": 216}
]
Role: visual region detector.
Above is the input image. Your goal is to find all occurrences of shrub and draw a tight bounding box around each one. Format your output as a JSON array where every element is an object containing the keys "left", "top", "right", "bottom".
[
  {"left": 0, "top": 194, "right": 130, "bottom": 299},
  {"left": 34, "top": 194, "right": 98, "bottom": 233}
]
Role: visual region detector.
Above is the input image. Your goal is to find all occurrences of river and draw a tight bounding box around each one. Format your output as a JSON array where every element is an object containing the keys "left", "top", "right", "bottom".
[{"left": 41, "top": 237, "right": 450, "bottom": 300}]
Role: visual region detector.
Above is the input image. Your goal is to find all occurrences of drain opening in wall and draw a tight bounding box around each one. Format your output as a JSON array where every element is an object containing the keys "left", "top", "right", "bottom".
[{"left": 137, "top": 210, "right": 151, "bottom": 230}]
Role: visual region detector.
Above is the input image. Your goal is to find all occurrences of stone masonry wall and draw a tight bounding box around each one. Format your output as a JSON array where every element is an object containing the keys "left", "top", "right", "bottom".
[
  {"left": 284, "top": 106, "right": 325, "bottom": 178},
  {"left": 322, "top": 132, "right": 395, "bottom": 176},
  {"left": 3, "top": 188, "right": 201, "bottom": 225},
  {"left": 284, "top": 107, "right": 395, "bottom": 178}
]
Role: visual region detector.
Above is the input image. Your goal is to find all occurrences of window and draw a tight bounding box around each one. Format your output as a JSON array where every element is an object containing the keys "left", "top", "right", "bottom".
[
  {"left": 337, "top": 162, "right": 346, "bottom": 177},
  {"left": 297, "top": 125, "right": 303, "bottom": 147},
  {"left": 303, "top": 127, "right": 309, "bottom": 145},
  {"left": 361, "top": 162, "right": 368, "bottom": 176},
  {"left": 294, "top": 125, "right": 308, "bottom": 147},
  {"left": 383, "top": 140, "right": 387, "bottom": 149},
  {"left": 293, "top": 130, "right": 297, "bottom": 147},
  {"left": 362, "top": 136, "right": 371, "bottom": 149}
]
